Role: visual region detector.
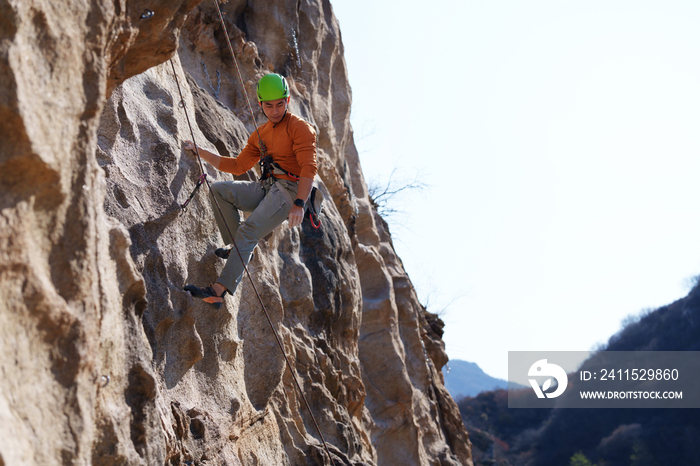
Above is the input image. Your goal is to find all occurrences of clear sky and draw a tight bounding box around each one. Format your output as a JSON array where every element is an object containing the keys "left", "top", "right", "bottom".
[{"left": 331, "top": 0, "right": 700, "bottom": 380}]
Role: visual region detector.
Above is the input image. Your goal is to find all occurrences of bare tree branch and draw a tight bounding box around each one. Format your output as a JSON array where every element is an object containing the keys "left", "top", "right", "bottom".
[{"left": 367, "top": 167, "right": 427, "bottom": 221}]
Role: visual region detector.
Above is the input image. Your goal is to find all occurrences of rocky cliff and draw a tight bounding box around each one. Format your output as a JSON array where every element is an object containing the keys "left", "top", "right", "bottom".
[{"left": 0, "top": 1, "right": 472, "bottom": 464}]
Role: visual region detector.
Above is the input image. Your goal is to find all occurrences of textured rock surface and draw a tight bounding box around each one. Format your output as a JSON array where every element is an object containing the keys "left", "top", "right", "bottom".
[{"left": 0, "top": 0, "right": 472, "bottom": 464}]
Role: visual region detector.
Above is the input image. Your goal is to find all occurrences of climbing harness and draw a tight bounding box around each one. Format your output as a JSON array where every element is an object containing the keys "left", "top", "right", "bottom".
[
  {"left": 168, "top": 2, "right": 335, "bottom": 463},
  {"left": 259, "top": 155, "right": 299, "bottom": 182}
]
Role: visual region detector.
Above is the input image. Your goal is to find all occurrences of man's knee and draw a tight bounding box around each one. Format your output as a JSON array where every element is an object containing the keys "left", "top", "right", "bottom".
[
  {"left": 236, "top": 221, "right": 262, "bottom": 245},
  {"left": 210, "top": 181, "right": 227, "bottom": 199},
  {"left": 237, "top": 212, "right": 287, "bottom": 246}
]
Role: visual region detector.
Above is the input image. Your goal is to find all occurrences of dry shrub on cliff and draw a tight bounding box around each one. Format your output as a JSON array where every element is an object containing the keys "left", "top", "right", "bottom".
[{"left": 367, "top": 167, "right": 426, "bottom": 222}]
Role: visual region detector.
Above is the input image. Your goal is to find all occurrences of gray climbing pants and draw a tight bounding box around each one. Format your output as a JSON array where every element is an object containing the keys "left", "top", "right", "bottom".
[{"left": 209, "top": 178, "right": 298, "bottom": 293}]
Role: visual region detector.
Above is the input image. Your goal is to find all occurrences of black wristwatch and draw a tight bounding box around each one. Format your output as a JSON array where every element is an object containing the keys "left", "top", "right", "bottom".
[{"left": 293, "top": 198, "right": 305, "bottom": 208}]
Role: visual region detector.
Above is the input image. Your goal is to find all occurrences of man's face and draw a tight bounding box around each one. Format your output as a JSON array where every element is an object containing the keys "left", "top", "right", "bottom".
[{"left": 261, "top": 97, "right": 289, "bottom": 123}]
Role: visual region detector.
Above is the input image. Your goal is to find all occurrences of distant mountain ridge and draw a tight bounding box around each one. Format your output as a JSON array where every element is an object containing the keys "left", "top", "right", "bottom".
[{"left": 442, "top": 359, "right": 511, "bottom": 399}]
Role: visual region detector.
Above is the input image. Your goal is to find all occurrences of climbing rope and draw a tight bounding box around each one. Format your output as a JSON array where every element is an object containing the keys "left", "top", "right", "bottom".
[
  {"left": 212, "top": 0, "right": 269, "bottom": 161},
  {"left": 169, "top": 4, "right": 336, "bottom": 462}
]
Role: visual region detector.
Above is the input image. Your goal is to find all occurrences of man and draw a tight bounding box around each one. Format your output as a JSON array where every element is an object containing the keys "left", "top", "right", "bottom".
[{"left": 183, "top": 73, "right": 317, "bottom": 307}]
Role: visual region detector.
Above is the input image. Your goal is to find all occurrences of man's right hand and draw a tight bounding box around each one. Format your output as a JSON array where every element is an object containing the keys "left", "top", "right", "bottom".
[
  {"left": 182, "top": 141, "right": 221, "bottom": 169},
  {"left": 183, "top": 140, "right": 197, "bottom": 153}
]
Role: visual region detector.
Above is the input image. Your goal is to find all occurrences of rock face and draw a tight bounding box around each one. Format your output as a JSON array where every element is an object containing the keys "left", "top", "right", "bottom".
[{"left": 0, "top": 0, "right": 472, "bottom": 465}]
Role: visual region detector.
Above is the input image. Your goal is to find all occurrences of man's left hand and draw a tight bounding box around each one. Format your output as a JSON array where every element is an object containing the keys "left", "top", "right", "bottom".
[{"left": 288, "top": 205, "right": 304, "bottom": 228}]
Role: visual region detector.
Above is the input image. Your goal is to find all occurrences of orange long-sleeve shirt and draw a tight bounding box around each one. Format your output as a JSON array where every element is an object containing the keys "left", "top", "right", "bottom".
[{"left": 218, "top": 112, "right": 317, "bottom": 181}]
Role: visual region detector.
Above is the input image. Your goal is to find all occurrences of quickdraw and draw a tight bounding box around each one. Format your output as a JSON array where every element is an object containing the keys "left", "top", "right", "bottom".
[{"left": 180, "top": 173, "right": 207, "bottom": 210}]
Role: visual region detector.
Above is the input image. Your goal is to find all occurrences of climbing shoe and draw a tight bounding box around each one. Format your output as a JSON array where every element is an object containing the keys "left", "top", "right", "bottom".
[
  {"left": 214, "top": 247, "right": 253, "bottom": 262},
  {"left": 184, "top": 284, "right": 229, "bottom": 309},
  {"left": 215, "top": 247, "right": 231, "bottom": 260}
]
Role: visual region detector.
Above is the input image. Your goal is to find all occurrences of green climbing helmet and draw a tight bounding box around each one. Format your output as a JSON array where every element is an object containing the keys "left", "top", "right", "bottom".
[{"left": 257, "top": 73, "right": 290, "bottom": 102}]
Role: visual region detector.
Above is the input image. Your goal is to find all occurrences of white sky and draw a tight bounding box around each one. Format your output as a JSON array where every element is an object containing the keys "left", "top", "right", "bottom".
[{"left": 331, "top": 0, "right": 700, "bottom": 380}]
